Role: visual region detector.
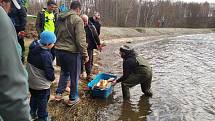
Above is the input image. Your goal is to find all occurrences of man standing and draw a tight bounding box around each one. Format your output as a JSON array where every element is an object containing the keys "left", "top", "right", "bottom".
[
  {"left": 54, "top": 1, "right": 88, "bottom": 106},
  {"left": 0, "top": 0, "right": 30, "bottom": 120},
  {"left": 36, "top": 0, "right": 57, "bottom": 35},
  {"left": 89, "top": 12, "right": 101, "bottom": 36},
  {"left": 8, "top": 0, "right": 27, "bottom": 63},
  {"left": 81, "top": 14, "right": 102, "bottom": 80}
]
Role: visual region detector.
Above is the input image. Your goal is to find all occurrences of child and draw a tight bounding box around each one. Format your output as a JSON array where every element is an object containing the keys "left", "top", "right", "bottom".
[{"left": 26, "top": 31, "right": 56, "bottom": 121}]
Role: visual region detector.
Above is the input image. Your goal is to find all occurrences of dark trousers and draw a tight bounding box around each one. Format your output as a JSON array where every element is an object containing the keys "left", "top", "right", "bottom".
[
  {"left": 55, "top": 51, "right": 81, "bottom": 100},
  {"left": 29, "top": 88, "right": 50, "bottom": 120},
  {"left": 121, "top": 70, "right": 152, "bottom": 99},
  {"left": 85, "top": 49, "right": 94, "bottom": 75},
  {"left": 18, "top": 36, "right": 25, "bottom": 63}
]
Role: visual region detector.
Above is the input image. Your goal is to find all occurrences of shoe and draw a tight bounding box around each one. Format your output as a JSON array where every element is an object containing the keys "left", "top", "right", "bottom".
[
  {"left": 55, "top": 93, "right": 62, "bottom": 101},
  {"left": 31, "top": 113, "right": 38, "bottom": 120},
  {"left": 65, "top": 98, "right": 80, "bottom": 107},
  {"left": 144, "top": 90, "right": 153, "bottom": 97},
  {"left": 35, "top": 116, "right": 51, "bottom": 121}
]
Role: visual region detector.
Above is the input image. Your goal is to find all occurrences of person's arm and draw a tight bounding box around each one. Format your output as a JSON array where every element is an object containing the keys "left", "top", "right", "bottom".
[
  {"left": 0, "top": 7, "right": 30, "bottom": 121},
  {"left": 117, "top": 58, "right": 137, "bottom": 82},
  {"left": 18, "top": 7, "right": 27, "bottom": 31},
  {"left": 91, "top": 24, "right": 101, "bottom": 46},
  {"left": 74, "top": 17, "right": 88, "bottom": 62},
  {"left": 96, "top": 22, "right": 101, "bottom": 36},
  {"left": 36, "top": 12, "right": 42, "bottom": 35},
  {"left": 41, "top": 51, "right": 55, "bottom": 81}
]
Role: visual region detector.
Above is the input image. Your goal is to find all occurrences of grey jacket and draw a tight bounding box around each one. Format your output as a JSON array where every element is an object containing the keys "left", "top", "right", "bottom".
[
  {"left": 0, "top": 7, "right": 30, "bottom": 121},
  {"left": 26, "top": 63, "right": 52, "bottom": 90}
]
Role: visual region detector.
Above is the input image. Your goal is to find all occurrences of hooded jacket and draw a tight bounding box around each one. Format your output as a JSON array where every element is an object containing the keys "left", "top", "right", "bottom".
[
  {"left": 27, "top": 40, "right": 55, "bottom": 90},
  {"left": 55, "top": 10, "right": 87, "bottom": 57},
  {"left": 117, "top": 52, "right": 152, "bottom": 83}
]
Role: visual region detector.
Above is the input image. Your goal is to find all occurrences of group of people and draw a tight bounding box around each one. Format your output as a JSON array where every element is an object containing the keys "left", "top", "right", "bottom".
[{"left": 0, "top": 0, "right": 153, "bottom": 121}]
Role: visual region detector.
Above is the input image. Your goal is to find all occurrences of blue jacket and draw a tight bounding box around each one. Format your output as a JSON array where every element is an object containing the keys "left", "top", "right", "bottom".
[{"left": 27, "top": 40, "right": 55, "bottom": 81}]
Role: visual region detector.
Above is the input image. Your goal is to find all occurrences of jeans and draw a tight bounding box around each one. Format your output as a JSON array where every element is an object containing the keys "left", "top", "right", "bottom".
[
  {"left": 85, "top": 49, "right": 94, "bottom": 75},
  {"left": 29, "top": 88, "right": 50, "bottom": 120},
  {"left": 55, "top": 51, "right": 81, "bottom": 100}
]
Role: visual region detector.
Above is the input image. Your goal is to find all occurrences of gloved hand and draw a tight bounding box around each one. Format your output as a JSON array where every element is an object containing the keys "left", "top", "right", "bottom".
[{"left": 111, "top": 80, "right": 117, "bottom": 86}]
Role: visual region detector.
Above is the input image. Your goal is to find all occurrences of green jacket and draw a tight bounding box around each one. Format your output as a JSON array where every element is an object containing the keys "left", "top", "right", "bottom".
[
  {"left": 0, "top": 7, "right": 30, "bottom": 121},
  {"left": 55, "top": 10, "right": 88, "bottom": 57}
]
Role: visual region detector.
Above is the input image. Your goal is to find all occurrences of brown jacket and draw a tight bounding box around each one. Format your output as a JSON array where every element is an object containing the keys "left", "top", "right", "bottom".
[{"left": 55, "top": 10, "right": 88, "bottom": 58}]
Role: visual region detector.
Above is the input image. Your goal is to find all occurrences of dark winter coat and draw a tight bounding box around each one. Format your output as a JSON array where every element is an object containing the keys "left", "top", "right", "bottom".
[
  {"left": 117, "top": 53, "right": 152, "bottom": 83},
  {"left": 89, "top": 17, "right": 101, "bottom": 36},
  {"left": 84, "top": 22, "right": 100, "bottom": 49},
  {"left": 27, "top": 40, "right": 55, "bottom": 82},
  {"left": 8, "top": 5, "right": 27, "bottom": 32}
]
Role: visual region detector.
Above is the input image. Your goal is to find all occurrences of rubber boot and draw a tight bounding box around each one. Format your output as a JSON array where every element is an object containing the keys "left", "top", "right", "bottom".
[
  {"left": 141, "top": 83, "right": 153, "bottom": 97},
  {"left": 121, "top": 83, "right": 130, "bottom": 100}
]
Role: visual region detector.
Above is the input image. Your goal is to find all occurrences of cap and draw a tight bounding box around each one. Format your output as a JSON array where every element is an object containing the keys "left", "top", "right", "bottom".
[
  {"left": 47, "top": 0, "right": 57, "bottom": 6},
  {"left": 119, "top": 45, "right": 133, "bottom": 54},
  {"left": 39, "top": 31, "right": 56, "bottom": 45},
  {"left": 12, "top": 0, "right": 21, "bottom": 9}
]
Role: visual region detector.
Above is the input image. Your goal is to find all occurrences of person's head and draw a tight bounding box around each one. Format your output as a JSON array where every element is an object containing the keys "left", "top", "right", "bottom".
[
  {"left": 93, "top": 12, "right": 100, "bottom": 22},
  {"left": 70, "top": 1, "right": 81, "bottom": 15},
  {"left": 119, "top": 45, "right": 136, "bottom": 58},
  {"left": 47, "top": 0, "right": 57, "bottom": 13},
  {"left": 0, "top": 0, "right": 20, "bottom": 13},
  {"left": 39, "top": 31, "right": 56, "bottom": 49},
  {"left": 81, "top": 14, "right": 88, "bottom": 26}
]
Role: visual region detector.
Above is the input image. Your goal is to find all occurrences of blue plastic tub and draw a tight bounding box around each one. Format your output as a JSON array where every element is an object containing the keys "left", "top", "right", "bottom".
[{"left": 88, "top": 73, "right": 117, "bottom": 98}]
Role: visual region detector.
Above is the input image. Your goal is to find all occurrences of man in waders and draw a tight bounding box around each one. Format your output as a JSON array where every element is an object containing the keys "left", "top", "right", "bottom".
[{"left": 113, "top": 45, "right": 153, "bottom": 99}]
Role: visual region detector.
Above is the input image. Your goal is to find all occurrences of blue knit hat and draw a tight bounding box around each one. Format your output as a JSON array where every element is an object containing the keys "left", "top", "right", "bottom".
[{"left": 39, "top": 31, "right": 56, "bottom": 45}]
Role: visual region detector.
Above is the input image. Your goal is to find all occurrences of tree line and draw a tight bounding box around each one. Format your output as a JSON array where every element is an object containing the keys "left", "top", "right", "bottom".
[{"left": 27, "top": 0, "right": 215, "bottom": 28}]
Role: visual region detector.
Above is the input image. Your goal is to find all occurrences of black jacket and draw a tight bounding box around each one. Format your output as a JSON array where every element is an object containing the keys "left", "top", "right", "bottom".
[
  {"left": 117, "top": 53, "right": 152, "bottom": 82},
  {"left": 8, "top": 5, "right": 27, "bottom": 32},
  {"left": 84, "top": 22, "right": 100, "bottom": 49},
  {"left": 89, "top": 17, "right": 101, "bottom": 36}
]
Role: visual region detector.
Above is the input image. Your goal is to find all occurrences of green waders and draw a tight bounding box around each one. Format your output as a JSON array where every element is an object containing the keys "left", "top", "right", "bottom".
[{"left": 121, "top": 67, "right": 152, "bottom": 99}]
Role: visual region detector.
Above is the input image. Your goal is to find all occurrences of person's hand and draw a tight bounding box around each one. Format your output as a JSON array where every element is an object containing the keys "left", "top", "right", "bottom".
[
  {"left": 18, "top": 31, "right": 26, "bottom": 38},
  {"left": 83, "top": 56, "right": 89, "bottom": 63},
  {"left": 111, "top": 80, "right": 117, "bottom": 86},
  {"left": 97, "top": 45, "right": 102, "bottom": 52}
]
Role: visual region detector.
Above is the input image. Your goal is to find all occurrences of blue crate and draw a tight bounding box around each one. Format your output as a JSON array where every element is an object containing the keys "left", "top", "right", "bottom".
[{"left": 88, "top": 73, "right": 117, "bottom": 98}]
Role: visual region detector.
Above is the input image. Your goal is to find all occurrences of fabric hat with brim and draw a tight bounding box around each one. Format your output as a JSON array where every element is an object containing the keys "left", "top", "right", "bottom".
[
  {"left": 120, "top": 45, "right": 133, "bottom": 54},
  {"left": 11, "top": 0, "right": 21, "bottom": 9}
]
